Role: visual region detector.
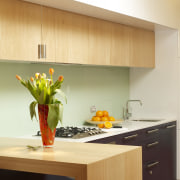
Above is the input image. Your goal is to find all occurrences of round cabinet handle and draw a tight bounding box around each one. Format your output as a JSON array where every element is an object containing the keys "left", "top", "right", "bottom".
[
  {"left": 166, "top": 125, "right": 176, "bottom": 129},
  {"left": 146, "top": 141, "right": 159, "bottom": 148},
  {"left": 147, "top": 129, "right": 159, "bottom": 134},
  {"left": 147, "top": 161, "right": 159, "bottom": 168},
  {"left": 149, "top": 170, "right": 153, "bottom": 175},
  {"left": 124, "top": 134, "right": 138, "bottom": 140}
]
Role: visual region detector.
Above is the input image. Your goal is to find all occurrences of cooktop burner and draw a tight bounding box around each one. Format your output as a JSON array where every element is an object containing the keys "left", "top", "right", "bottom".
[{"left": 36, "top": 126, "right": 106, "bottom": 139}]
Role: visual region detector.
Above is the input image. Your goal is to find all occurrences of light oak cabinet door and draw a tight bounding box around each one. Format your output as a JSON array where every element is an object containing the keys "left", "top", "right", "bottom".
[
  {"left": 41, "top": 7, "right": 56, "bottom": 63},
  {"left": 68, "top": 13, "right": 89, "bottom": 64},
  {"left": 55, "top": 11, "right": 89, "bottom": 64},
  {"left": 88, "top": 18, "right": 111, "bottom": 65},
  {"left": 55, "top": 10, "right": 69, "bottom": 63},
  {"left": 110, "top": 24, "right": 131, "bottom": 66},
  {"left": 129, "top": 28, "right": 155, "bottom": 68},
  {"left": 0, "top": 0, "right": 41, "bottom": 62}
]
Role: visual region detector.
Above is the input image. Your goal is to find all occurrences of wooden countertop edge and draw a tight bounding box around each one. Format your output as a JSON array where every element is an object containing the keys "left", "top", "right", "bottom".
[{"left": 0, "top": 155, "right": 87, "bottom": 178}]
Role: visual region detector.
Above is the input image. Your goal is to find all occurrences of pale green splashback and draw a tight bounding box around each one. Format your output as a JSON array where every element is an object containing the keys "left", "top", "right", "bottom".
[{"left": 0, "top": 62, "right": 129, "bottom": 137}]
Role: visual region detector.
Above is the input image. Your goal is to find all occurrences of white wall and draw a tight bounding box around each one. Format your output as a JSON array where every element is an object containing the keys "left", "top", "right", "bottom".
[
  {"left": 130, "top": 27, "right": 179, "bottom": 119},
  {"left": 130, "top": 27, "right": 180, "bottom": 179}
]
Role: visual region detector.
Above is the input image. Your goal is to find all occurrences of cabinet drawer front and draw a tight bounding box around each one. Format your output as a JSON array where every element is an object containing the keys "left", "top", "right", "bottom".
[
  {"left": 142, "top": 127, "right": 160, "bottom": 140},
  {"left": 146, "top": 141, "right": 159, "bottom": 148},
  {"left": 120, "top": 130, "right": 142, "bottom": 145},
  {"left": 161, "top": 122, "right": 176, "bottom": 129},
  {"left": 143, "top": 160, "right": 161, "bottom": 180},
  {"left": 142, "top": 138, "right": 160, "bottom": 162},
  {"left": 122, "top": 134, "right": 139, "bottom": 145}
]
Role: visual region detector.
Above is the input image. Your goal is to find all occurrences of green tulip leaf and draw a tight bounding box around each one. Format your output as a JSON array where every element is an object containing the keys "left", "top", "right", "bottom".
[
  {"left": 47, "top": 104, "right": 59, "bottom": 132},
  {"left": 29, "top": 101, "right": 37, "bottom": 121},
  {"left": 59, "top": 103, "right": 64, "bottom": 124}
]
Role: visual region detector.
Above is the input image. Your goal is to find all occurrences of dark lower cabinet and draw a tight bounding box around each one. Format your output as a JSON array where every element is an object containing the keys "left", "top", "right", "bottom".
[
  {"left": 0, "top": 169, "right": 74, "bottom": 180},
  {"left": 159, "top": 122, "right": 176, "bottom": 180},
  {"left": 88, "top": 121, "right": 176, "bottom": 180}
]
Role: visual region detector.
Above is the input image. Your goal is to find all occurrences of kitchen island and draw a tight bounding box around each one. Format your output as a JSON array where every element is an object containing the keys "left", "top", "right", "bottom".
[{"left": 0, "top": 137, "right": 142, "bottom": 180}]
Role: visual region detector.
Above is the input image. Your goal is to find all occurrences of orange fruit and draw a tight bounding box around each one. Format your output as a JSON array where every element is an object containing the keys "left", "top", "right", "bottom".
[
  {"left": 104, "top": 121, "right": 112, "bottom": 129},
  {"left": 96, "top": 117, "right": 101, "bottom": 121},
  {"left": 103, "top": 110, "right": 109, "bottom": 117},
  {"left": 109, "top": 116, "right": 115, "bottom": 121},
  {"left": 96, "top": 111, "right": 103, "bottom": 117},
  {"left": 101, "top": 116, "right": 109, "bottom": 121},
  {"left": 91, "top": 116, "right": 96, "bottom": 121},
  {"left": 98, "top": 123, "right": 105, "bottom": 128},
  {"left": 92, "top": 116, "right": 101, "bottom": 121}
]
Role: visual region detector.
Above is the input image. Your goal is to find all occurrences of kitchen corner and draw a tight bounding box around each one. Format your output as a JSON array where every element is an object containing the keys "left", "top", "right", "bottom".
[{"left": 0, "top": 0, "right": 179, "bottom": 180}]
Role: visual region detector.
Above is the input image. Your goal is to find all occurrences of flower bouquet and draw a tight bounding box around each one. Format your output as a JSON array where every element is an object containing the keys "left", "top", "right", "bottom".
[{"left": 16, "top": 68, "right": 67, "bottom": 147}]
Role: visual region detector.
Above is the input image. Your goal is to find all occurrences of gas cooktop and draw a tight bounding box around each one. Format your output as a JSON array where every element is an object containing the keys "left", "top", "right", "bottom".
[{"left": 36, "top": 126, "right": 106, "bottom": 139}]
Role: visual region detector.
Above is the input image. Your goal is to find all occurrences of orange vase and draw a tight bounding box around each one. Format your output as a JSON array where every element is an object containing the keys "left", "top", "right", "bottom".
[{"left": 38, "top": 104, "right": 56, "bottom": 147}]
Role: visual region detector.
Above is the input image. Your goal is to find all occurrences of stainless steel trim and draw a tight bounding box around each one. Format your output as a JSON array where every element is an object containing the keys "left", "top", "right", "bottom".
[
  {"left": 38, "top": 44, "right": 41, "bottom": 59},
  {"left": 147, "top": 161, "right": 159, "bottom": 168},
  {"left": 146, "top": 141, "right": 159, "bottom": 148},
  {"left": 166, "top": 125, "right": 176, "bottom": 129},
  {"left": 147, "top": 129, "right": 159, "bottom": 134},
  {"left": 124, "top": 134, "right": 138, "bottom": 140}
]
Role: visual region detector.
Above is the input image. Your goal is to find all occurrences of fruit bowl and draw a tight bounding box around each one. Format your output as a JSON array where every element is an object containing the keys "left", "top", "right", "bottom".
[{"left": 86, "top": 119, "right": 123, "bottom": 125}]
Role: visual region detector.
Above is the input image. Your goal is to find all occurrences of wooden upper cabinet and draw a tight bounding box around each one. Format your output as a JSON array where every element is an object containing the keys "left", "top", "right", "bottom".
[
  {"left": 110, "top": 24, "right": 131, "bottom": 66},
  {"left": 0, "top": 0, "right": 155, "bottom": 68},
  {"left": 129, "top": 28, "right": 155, "bottom": 68},
  {"left": 88, "top": 18, "right": 111, "bottom": 66},
  {"left": 0, "top": 0, "right": 41, "bottom": 61},
  {"left": 41, "top": 7, "right": 56, "bottom": 63}
]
